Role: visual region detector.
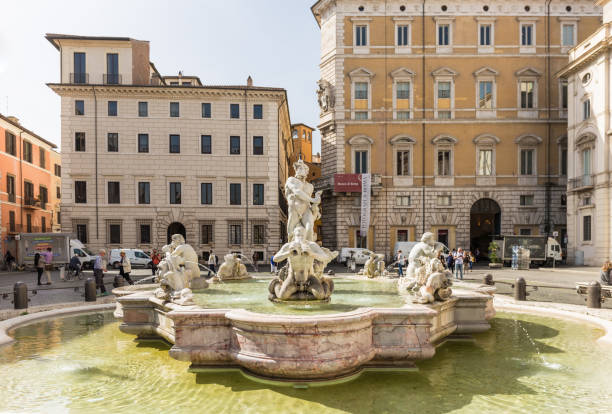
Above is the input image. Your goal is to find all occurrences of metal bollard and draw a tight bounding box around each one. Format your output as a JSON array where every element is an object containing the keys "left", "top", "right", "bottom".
[
  {"left": 514, "top": 277, "right": 527, "bottom": 301},
  {"left": 85, "top": 278, "right": 97, "bottom": 302},
  {"left": 586, "top": 281, "right": 602, "bottom": 309},
  {"left": 483, "top": 273, "right": 494, "bottom": 285},
  {"left": 13, "top": 282, "right": 28, "bottom": 309}
]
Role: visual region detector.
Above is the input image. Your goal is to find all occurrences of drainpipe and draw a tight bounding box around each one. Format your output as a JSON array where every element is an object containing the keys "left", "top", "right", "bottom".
[
  {"left": 545, "top": 0, "right": 552, "bottom": 237},
  {"left": 244, "top": 87, "right": 249, "bottom": 251},
  {"left": 421, "top": 0, "right": 426, "bottom": 235},
  {"left": 18, "top": 132, "right": 23, "bottom": 230},
  {"left": 92, "top": 85, "right": 99, "bottom": 240}
]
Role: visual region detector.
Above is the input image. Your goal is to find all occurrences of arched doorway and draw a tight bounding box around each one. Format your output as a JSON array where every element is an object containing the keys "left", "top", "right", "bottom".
[
  {"left": 167, "top": 222, "right": 186, "bottom": 244},
  {"left": 470, "top": 198, "right": 501, "bottom": 260}
]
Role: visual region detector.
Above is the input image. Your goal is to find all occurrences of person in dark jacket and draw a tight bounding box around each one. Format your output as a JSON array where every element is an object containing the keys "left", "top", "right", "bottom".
[
  {"left": 446, "top": 250, "right": 455, "bottom": 270},
  {"left": 34, "top": 253, "right": 45, "bottom": 285}
]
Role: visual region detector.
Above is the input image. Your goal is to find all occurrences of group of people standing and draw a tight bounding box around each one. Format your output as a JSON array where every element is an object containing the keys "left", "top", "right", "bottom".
[{"left": 394, "top": 247, "right": 477, "bottom": 280}]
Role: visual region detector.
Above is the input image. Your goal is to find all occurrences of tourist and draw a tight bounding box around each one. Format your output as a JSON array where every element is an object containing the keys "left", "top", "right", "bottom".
[
  {"left": 119, "top": 250, "right": 134, "bottom": 285},
  {"left": 252, "top": 252, "right": 259, "bottom": 272},
  {"left": 468, "top": 251, "right": 475, "bottom": 272},
  {"left": 475, "top": 248, "right": 480, "bottom": 262},
  {"left": 34, "top": 252, "right": 46, "bottom": 285},
  {"left": 446, "top": 249, "right": 455, "bottom": 270},
  {"left": 69, "top": 254, "right": 81, "bottom": 279},
  {"left": 151, "top": 249, "right": 160, "bottom": 276},
  {"left": 94, "top": 249, "right": 109, "bottom": 296},
  {"left": 4, "top": 250, "right": 15, "bottom": 271},
  {"left": 454, "top": 248, "right": 464, "bottom": 280},
  {"left": 601, "top": 261, "right": 612, "bottom": 286},
  {"left": 396, "top": 250, "right": 406, "bottom": 277},
  {"left": 41, "top": 247, "right": 53, "bottom": 285},
  {"left": 207, "top": 251, "right": 217, "bottom": 277},
  {"left": 270, "top": 255, "right": 277, "bottom": 273}
]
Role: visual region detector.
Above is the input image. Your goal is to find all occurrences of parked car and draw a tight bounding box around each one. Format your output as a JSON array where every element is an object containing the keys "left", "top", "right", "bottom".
[
  {"left": 338, "top": 248, "right": 371, "bottom": 265},
  {"left": 109, "top": 249, "right": 152, "bottom": 269}
]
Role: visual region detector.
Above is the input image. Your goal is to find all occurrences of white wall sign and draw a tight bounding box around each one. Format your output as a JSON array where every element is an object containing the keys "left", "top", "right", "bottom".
[{"left": 360, "top": 173, "right": 371, "bottom": 235}]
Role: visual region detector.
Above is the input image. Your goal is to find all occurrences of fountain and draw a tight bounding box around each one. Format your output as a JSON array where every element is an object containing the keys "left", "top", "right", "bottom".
[{"left": 212, "top": 253, "right": 251, "bottom": 281}]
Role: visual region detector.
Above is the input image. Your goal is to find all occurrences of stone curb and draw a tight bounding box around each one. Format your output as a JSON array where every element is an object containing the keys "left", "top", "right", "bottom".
[{"left": 0, "top": 303, "right": 116, "bottom": 347}]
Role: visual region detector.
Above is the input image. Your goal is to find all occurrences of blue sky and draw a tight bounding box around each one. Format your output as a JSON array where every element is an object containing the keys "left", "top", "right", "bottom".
[{"left": 0, "top": 0, "right": 322, "bottom": 153}]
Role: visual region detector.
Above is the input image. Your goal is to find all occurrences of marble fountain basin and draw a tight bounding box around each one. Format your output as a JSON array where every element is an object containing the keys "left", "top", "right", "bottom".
[{"left": 115, "top": 277, "right": 495, "bottom": 382}]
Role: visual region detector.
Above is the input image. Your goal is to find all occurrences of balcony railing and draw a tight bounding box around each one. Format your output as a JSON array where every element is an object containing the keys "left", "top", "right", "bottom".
[
  {"left": 103, "top": 73, "right": 122, "bottom": 85},
  {"left": 24, "top": 196, "right": 39, "bottom": 209},
  {"left": 70, "top": 73, "right": 89, "bottom": 84},
  {"left": 568, "top": 174, "right": 594, "bottom": 190},
  {"left": 8, "top": 225, "right": 42, "bottom": 234}
]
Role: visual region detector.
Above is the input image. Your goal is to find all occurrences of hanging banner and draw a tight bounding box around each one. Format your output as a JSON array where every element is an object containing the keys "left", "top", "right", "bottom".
[{"left": 360, "top": 173, "right": 371, "bottom": 235}]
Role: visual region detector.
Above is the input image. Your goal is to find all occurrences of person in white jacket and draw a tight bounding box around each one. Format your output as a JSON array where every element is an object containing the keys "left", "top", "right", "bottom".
[{"left": 119, "top": 250, "right": 134, "bottom": 285}]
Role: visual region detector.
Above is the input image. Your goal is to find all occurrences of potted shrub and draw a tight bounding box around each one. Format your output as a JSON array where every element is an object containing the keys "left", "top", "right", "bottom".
[{"left": 488, "top": 241, "right": 503, "bottom": 268}]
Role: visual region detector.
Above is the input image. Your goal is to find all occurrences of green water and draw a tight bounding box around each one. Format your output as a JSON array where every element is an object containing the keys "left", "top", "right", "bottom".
[
  {"left": 193, "top": 278, "right": 406, "bottom": 314},
  {"left": 1, "top": 312, "right": 611, "bottom": 413}
]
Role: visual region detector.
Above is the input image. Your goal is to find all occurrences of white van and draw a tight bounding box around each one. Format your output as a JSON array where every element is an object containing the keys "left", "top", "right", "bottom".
[
  {"left": 338, "top": 248, "right": 371, "bottom": 265},
  {"left": 70, "top": 239, "right": 95, "bottom": 269},
  {"left": 109, "top": 249, "right": 152, "bottom": 269}
]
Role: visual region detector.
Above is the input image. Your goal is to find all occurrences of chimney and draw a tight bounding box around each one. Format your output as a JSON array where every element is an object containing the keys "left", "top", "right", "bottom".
[
  {"left": 7, "top": 116, "right": 19, "bottom": 124},
  {"left": 247, "top": 76, "right": 253, "bottom": 87}
]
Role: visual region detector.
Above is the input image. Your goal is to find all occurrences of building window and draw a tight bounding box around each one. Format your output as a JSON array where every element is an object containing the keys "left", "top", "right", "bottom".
[
  {"left": 201, "top": 223, "right": 213, "bottom": 244},
  {"left": 438, "top": 24, "right": 450, "bottom": 45},
  {"left": 355, "top": 230, "right": 367, "bottom": 248},
  {"left": 5, "top": 131, "right": 16, "bottom": 156},
  {"left": 138, "top": 134, "right": 149, "bottom": 153},
  {"left": 9, "top": 211, "right": 16, "bottom": 232},
  {"left": 108, "top": 101, "right": 117, "bottom": 116},
  {"left": 230, "top": 136, "right": 240, "bottom": 154},
  {"left": 138, "top": 182, "right": 150, "bottom": 204},
  {"left": 106, "top": 53, "right": 119, "bottom": 84},
  {"left": 230, "top": 104, "right": 240, "bottom": 119},
  {"left": 521, "top": 23, "right": 534, "bottom": 46},
  {"left": 561, "top": 80, "right": 568, "bottom": 110},
  {"left": 201, "top": 135, "right": 212, "bottom": 154},
  {"left": 54, "top": 164, "right": 61, "bottom": 177},
  {"left": 202, "top": 103, "right": 211, "bottom": 118},
  {"left": 107, "top": 133, "right": 119, "bottom": 152},
  {"left": 354, "top": 81, "right": 369, "bottom": 120},
  {"left": 39, "top": 186, "right": 48, "bottom": 210},
  {"left": 6, "top": 175, "right": 15, "bottom": 203},
  {"left": 73, "top": 52, "right": 86, "bottom": 84},
  {"left": 520, "top": 149, "right": 534, "bottom": 175},
  {"left": 561, "top": 148, "right": 568, "bottom": 176},
  {"left": 108, "top": 223, "right": 121, "bottom": 244},
  {"left": 397, "top": 81, "right": 410, "bottom": 99},
  {"left": 253, "top": 104, "right": 263, "bottom": 119},
  {"left": 583, "top": 99, "right": 591, "bottom": 120},
  {"left": 583, "top": 215, "right": 592, "bottom": 241},
  {"left": 76, "top": 223, "right": 88, "bottom": 243},
  {"left": 138, "top": 102, "right": 148, "bottom": 117},
  {"left": 396, "top": 195, "right": 411, "bottom": 206},
  {"left": 201, "top": 183, "right": 212, "bottom": 205},
  {"left": 354, "top": 150, "right": 368, "bottom": 174},
  {"left": 230, "top": 183, "right": 241, "bottom": 205},
  {"left": 479, "top": 24, "right": 492, "bottom": 46},
  {"left": 582, "top": 148, "right": 592, "bottom": 177},
  {"left": 108, "top": 181, "right": 120, "bottom": 204},
  {"left": 26, "top": 214, "right": 32, "bottom": 233},
  {"left": 519, "top": 228, "right": 532, "bottom": 236},
  {"left": 75, "top": 181, "right": 87, "bottom": 203},
  {"left": 229, "top": 224, "right": 242, "bottom": 245},
  {"left": 39, "top": 148, "right": 46, "bottom": 169},
  {"left": 169, "top": 182, "right": 181, "bottom": 204},
  {"left": 24, "top": 181, "right": 34, "bottom": 206},
  {"left": 169, "top": 134, "right": 180, "bottom": 153},
  {"left": 355, "top": 81, "right": 368, "bottom": 99},
  {"left": 253, "top": 136, "right": 264, "bottom": 155},
  {"left": 520, "top": 195, "right": 534, "bottom": 206},
  {"left": 395, "top": 80, "right": 411, "bottom": 119},
  {"left": 75, "top": 132, "right": 86, "bottom": 152},
  {"left": 140, "top": 224, "right": 151, "bottom": 244},
  {"left": 437, "top": 150, "right": 451, "bottom": 176},
  {"left": 477, "top": 149, "right": 493, "bottom": 175},
  {"left": 562, "top": 23, "right": 576, "bottom": 47},
  {"left": 437, "top": 195, "right": 452, "bottom": 206},
  {"left": 478, "top": 81, "right": 493, "bottom": 109},
  {"left": 23, "top": 141, "right": 32, "bottom": 163},
  {"left": 396, "top": 150, "right": 410, "bottom": 176},
  {"left": 253, "top": 183, "right": 264, "bottom": 205},
  {"left": 355, "top": 25, "right": 367, "bottom": 46},
  {"left": 170, "top": 102, "right": 179, "bottom": 117},
  {"left": 397, "top": 24, "right": 409, "bottom": 46},
  {"left": 253, "top": 224, "right": 265, "bottom": 244},
  {"left": 520, "top": 81, "right": 535, "bottom": 109},
  {"left": 56, "top": 186, "right": 61, "bottom": 199},
  {"left": 75, "top": 100, "right": 84, "bottom": 115},
  {"left": 41, "top": 217, "right": 46, "bottom": 232}
]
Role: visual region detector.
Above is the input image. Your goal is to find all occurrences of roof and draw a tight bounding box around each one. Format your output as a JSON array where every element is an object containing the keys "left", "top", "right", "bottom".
[
  {"left": 45, "top": 33, "right": 141, "bottom": 50},
  {"left": 47, "top": 83, "right": 286, "bottom": 92},
  {"left": 0, "top": 113, "right": 58, "bottom": 148},
  {"left": 291, "top": 123, "right": 316, "bottom": 131}
]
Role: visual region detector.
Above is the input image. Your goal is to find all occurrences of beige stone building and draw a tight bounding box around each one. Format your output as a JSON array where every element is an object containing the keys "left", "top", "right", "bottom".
[
  {"left": 558, "top": 0, "right": 612, "bottom": 266},
  {"left": 46, "top": 34, "right": 294, "bottom": 260},
  {"left": 311, "top": 0, "right": 601, "bottom": 258}
]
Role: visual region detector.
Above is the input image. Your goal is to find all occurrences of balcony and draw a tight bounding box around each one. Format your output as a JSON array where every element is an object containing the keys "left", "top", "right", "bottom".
[
  {"left": 24, "top": 196, "right": 40, "bottom": 209},
  {"left": 568, "top": 174, "right": 594, "bottom": 191},
  {"left": 103, "top": 73, "right": 122, "bottom": 85},
  {"left": 70, "top": 73, "right": 89, "bottom": 84},
  {"left": 7, "top": 225, "right": 42, "bottom": 234}
]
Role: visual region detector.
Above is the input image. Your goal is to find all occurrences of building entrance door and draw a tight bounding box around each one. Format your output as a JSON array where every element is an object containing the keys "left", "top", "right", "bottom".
[
  {"left": 167, "top": 222, "right": 186, "bottom": 244},
  {"left": 470, "top": 198, "right": 501, "bottom": 259}
]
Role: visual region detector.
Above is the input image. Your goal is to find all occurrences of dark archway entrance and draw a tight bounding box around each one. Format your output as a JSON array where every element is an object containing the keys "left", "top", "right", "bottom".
[
  {"left": 470, "top": 198, "right": 501, "bottom": 260},
  {"left": 167, "top": 222, "right": 186, "bottom": 244}
]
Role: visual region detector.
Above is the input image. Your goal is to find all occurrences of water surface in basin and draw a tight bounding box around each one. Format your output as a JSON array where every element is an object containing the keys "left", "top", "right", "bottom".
[
  {"left": 1, "top": 312, "right": 611, "bottom": 413},
  {"left": 192, "top": 277, "right": 406, "bottom": 314}
]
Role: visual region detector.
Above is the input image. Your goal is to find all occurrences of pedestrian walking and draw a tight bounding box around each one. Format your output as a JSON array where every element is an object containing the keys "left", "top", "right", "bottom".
[
  {"left": 4, "top": 251, "right": 16, "bottom": 271},
  {"left": 252, "top": 252, "right": 259, "bottom": 272},
  {"left": 94, "top": 249, "right": 109, "bottom": 296},
  {"left": 396, "top": 250, "right": 406, "bottom": 277},
  {"left": 34, "top": 252, "right": 46, "bottom": 285},
  {"left": 151, "top": 249, "right": 161, "bottom": 276},
  {"left": 270, "top": 255, "right": 277, "bottom": 273},
  {"left": 601, "top": 261, "right": 612, "bottom": 286},
  {"left": 207, "top": 251, "right": 217, "bottom": 277},
  {"left": 119, "top": 250, "right": 134, "bottom": 285},
  {"left": 41, "top": 247, "right": 53, "bottom": 285},
  {"left": 454, "top": 248, "right": 464, "bottom": 280},
  {"left": 468, "top": 251, "right": 475, "bottom": 272},
  {"left": 446, "top": 249, "right": 455, "bottom": 270}
]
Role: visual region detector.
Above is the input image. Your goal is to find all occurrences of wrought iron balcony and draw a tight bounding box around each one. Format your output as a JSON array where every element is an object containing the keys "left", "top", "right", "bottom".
[
  {"left": 24, "top": 196, "right": 39, "bottom": 209},
  {"left": 103, "top": 73, "right": 122, "bottom": 85},
  {"left": 70, "top": 73, "right": 89, "bottom": 84},
  {"left": 8, "top": 224, "right": 42, "bottom": 234},
  {"left": 568, "top": 174, "right": 594, "bottom": 191}
]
